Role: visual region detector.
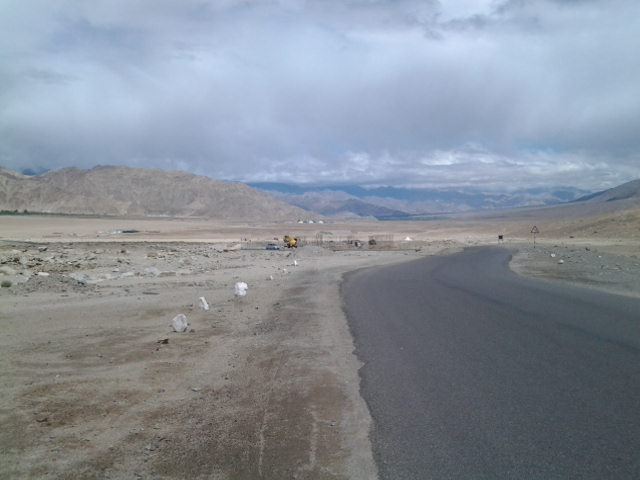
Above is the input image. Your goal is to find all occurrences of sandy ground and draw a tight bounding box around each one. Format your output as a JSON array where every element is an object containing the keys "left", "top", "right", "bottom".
[{"left": 1, "top": 215, "right": 638, "bottom": 479}]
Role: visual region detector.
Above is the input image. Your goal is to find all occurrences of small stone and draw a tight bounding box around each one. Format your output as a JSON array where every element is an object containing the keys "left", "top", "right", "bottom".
[
  {"left": 0, "top": 266, "right": 16, "bottom": 275},
  {"left": 171, "top": 314, "right": 188, "bottom": 332}
]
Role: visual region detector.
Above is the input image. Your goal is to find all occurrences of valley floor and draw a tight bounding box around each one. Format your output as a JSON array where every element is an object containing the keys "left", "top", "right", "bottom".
[{"left": 1, "top": 216, "right": 638, "bottom": 479}]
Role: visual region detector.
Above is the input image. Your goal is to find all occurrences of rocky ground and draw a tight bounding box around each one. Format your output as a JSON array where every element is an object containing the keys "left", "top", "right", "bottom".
[
  {"left": 510, "top": 241, "right": 640, "bottom": 299},
  {"left": 1, "top": 215, "right": 638, "bottom": 480}
]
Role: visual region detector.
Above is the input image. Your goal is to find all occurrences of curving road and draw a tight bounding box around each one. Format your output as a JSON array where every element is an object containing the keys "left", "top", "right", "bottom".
[{"left": 342, "top": 246, "right": 640, "bottom": 480}]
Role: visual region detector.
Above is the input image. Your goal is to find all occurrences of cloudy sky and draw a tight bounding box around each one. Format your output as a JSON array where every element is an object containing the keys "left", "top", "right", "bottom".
[{"left": 1, "top": 0, "right": 639, "bottom": 191}]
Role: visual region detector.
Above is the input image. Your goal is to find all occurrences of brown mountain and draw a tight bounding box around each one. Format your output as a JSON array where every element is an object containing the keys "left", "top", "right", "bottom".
[{"left": 0, "top": 166, "right": 313, "bottom": 221}]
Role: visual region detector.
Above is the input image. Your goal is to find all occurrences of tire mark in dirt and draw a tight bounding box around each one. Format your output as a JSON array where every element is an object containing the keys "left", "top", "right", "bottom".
[{"left": 257, "top": 352, "right": 288, "bottom": 478}]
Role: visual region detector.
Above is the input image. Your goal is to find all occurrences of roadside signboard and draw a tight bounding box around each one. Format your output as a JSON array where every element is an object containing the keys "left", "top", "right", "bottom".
[{"left": 531, "top": 226, "right": 539, "bottom": 247}]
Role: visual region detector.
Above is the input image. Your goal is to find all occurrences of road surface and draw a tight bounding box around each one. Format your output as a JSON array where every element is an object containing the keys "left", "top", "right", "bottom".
[{"left": 342, "top": 246, "right": 640, "bottom": 479}]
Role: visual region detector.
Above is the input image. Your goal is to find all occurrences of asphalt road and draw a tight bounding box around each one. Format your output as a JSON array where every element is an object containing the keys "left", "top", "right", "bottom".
[{"left": 342, "top": 246, "right": 640, "bottom": 480}]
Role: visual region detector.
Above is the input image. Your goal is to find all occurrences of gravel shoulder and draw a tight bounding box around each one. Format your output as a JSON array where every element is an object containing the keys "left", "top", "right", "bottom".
[{"left": 510, "top": 240, "right": 640, "bottom": 299}]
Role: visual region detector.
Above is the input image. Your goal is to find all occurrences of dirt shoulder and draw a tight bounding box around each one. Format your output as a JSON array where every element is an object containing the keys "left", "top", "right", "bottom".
[{"left": 0, "top": 239, "right": 452, "bottom": 479}]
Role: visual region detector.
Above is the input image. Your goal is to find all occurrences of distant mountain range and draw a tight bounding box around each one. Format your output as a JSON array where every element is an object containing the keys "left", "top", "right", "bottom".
[
  {"left": 0, "top": 166, "right": 311, "bottom": 221},
  {"left": 249, "top": 182, "right": 596, "bottom": 219},
  {"left": 2, "top": 165, "right": 637, "bottom": 221}
]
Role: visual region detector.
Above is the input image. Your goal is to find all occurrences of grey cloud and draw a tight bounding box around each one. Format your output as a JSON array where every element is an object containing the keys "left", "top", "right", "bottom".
[{"left": 0, "top": 0, "right": 639, "bottom": 191}]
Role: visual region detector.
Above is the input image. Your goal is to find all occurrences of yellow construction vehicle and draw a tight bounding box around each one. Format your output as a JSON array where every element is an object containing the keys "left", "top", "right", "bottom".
[{"left": 283, "top": 235, "right": 298, "bottom": 248}]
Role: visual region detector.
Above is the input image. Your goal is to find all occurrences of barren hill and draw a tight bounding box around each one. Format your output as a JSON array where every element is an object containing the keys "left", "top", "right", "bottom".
[
  {"left": 0, "top": 166, "right": 313, "bottom": 221},
  {"left": 574, "top": 179, "right": 640, "bottom": 204}
]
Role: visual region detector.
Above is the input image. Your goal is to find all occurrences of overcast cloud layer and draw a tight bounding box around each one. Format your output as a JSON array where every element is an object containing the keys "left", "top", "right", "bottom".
[{"left": 1, "top": 0, "right": 639, "bottom": 191}]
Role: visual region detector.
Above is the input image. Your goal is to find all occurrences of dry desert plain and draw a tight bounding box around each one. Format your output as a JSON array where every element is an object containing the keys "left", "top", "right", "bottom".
[{"left": 1, "top": 213, "right": 639, "bottom": 479}]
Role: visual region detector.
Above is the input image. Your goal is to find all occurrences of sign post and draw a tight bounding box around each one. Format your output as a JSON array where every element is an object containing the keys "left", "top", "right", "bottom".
[{"left": 531, "top": 225, "right": 539, "bottom": 248}]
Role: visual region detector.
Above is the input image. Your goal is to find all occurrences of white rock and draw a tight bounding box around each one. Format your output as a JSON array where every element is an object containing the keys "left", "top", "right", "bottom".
[
  {"left": 37, "top": 272, "right": 50, "bottom": 277},
  {"left": 144, "top": 267, "right": 161, "bottom": 277},
  {"left": 171, "top": 314, "right": 189, "bottom": 332},
  {"left": 120, "top": 271, "right": 135, "bottom": 278},
  {"left": 198, "top": 296, "right": 210, "bottom": 311},
  {"left": 69, "top": 272, "right": 90, "bottom": 284},
  {"left": 558, "top": 259, "right": 564, "bottom": 264},
  {"left": 0, "top": 266, "right": 17, "bottom": 275},
  {"left": 234, "top": 282, "right": 248, "bottom": 296},
  {"left": 550, "top": 253, "right": 556, "bottom": 258}
]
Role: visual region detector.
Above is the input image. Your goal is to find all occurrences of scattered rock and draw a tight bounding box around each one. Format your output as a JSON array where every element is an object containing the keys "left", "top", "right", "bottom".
[
  {"left": 198, "top": 296, "right": 210, "bottom": 311},
  {"left": 234, "top": 282, "right": 248, "bottom": 296},
  {"left": 144, "top": 267, "right": 161, "bottom": 277},
  {"left": 171, "top": 314, "right": 188, "bottom": 333},
  {"left": 0, "top": 266, "right": 17, "bottom": 275},
  {"left": 69, "top": 272, "right": 90, "bottom": 284}
]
